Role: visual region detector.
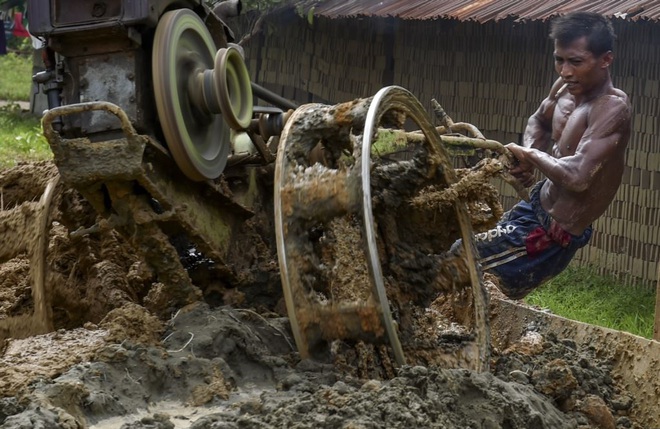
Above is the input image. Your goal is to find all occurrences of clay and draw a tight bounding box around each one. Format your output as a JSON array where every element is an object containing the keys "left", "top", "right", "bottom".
[{"left": 0, "top": 161, "right": 649, "bottom": 428}]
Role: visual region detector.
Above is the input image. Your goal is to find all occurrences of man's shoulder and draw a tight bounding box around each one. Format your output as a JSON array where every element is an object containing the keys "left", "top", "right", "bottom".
[
  {"left": 607, "top": 87, "right": 631, "bottom": 107},
  {"left": 594, "top": 89, "right": 631, "bottom": 117},
  {"left": 584, "top": 90, "right": 632, "bottom": 138}
]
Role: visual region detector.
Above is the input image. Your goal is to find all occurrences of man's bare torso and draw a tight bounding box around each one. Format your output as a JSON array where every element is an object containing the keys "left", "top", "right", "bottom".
[{"left": 541, "top": 87, "right": 631, "bottom": 235}]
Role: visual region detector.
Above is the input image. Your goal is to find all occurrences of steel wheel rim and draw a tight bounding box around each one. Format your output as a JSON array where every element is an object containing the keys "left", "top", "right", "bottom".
[
  {"left": 273, "top": 104, "right": 319, "bottom": 359},
  {"left": 274, "top": 88, "right": 489, "bottom": 370},
  {"left": 362, "top": 86, "right": 489, "bottom": 371}
]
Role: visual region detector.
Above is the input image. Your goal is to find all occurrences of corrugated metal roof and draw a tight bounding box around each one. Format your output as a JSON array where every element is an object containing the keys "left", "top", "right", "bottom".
[{"left": 308, "top": 0, "right": 660, "bottom": 22}]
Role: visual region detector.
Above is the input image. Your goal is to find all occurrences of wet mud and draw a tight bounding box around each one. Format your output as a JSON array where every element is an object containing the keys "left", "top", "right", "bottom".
[{"left": 0, "top": 161, "right": 649, "bottom": 428}]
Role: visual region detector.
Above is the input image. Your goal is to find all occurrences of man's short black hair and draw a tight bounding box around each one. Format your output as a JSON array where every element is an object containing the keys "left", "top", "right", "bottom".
[{"left": 549, "top": 12, "right": 616, "bottom": 56}]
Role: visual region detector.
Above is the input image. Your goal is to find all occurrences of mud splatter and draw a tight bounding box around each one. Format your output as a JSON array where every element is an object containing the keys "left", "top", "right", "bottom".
[{"left": 0, "top": 161, "right": 650, "bottom": 429}]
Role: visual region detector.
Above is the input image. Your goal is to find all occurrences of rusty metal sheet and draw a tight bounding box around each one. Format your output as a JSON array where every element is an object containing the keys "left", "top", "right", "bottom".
[{"left": 309, "top": 0, "right": 660, "bottom": 22}]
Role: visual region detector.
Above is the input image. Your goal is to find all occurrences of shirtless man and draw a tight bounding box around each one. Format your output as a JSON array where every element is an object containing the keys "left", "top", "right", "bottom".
[{"left": 471, "top": 11, "right": 631, "bottom": 299}]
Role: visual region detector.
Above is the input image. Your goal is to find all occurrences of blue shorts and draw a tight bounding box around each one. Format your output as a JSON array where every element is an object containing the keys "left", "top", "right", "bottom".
[{"left": 455, "top": 180, "right": 592, "bottom": 299}]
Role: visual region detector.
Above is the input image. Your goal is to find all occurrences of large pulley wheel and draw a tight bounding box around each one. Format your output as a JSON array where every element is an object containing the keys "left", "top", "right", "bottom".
[
  {"left": 274, "top": 86, "right": 489, "bottom": 369},
  {"left": 153, "top": 9, "right": 253, "bottom": 181}
]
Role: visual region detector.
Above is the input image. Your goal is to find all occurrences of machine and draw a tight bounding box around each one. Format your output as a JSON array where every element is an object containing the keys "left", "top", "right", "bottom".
[{"left": 21, "top": 0, "right": 528, "bottom": 371}]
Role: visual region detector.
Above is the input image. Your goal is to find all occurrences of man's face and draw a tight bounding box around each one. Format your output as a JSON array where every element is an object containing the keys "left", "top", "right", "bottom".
[{"left": 553, "top": 36, "right": 611, "bottom": 97}]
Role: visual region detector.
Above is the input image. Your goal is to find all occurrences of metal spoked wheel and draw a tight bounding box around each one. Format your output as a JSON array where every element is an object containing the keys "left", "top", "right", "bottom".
[
  {"left": 0, "top": 174, "right": 59, "bottom": 338},
  {"left": 274, "top": 86, "right": 489, "bottom": 369},
  {"left": 152, "top": 8, "right": 232, "bottom": 181}
]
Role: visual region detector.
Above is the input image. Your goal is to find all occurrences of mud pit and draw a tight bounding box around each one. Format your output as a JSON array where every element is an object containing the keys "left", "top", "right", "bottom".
[{"left": 0, "top": 161, "right": 647, "bottom": 429}]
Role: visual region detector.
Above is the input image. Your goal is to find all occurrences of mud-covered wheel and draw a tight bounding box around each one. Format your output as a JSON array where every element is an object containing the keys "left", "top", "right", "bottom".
[
  {"left": 0, "top": 174, "right": 59, "bottom": 339},
  {"left": 274, "top": 86, "right": 489, "bottom": 369}
]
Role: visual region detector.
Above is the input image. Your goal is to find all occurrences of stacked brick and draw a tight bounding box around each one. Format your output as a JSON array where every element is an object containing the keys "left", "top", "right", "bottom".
[{"left": 242, "top": 12, "right": 659, "bottom": 289}]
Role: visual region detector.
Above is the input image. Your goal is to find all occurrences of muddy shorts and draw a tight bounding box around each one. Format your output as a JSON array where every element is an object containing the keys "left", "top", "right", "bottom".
[{"left": 456, "top": 180, "right": 592, "bottom": 299}]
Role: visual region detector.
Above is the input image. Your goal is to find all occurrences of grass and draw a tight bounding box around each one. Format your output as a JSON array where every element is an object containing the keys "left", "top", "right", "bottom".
[
  {"left": 0, "top": 51, "right": 33, "bottom": 101},
  {"left": 525, "top": 265, "right": 656, "bottom": 339},
  {"left": 0, "top": 104, "right": 52, "bottom": 168},
  {"left": 0, "top": 51, "right": 52, "bottom": 169}
]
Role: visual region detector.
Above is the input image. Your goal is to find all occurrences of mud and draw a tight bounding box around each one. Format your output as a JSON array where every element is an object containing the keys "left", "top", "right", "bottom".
[
  {"left": 0, "top": 162, "right": 150, "bottom": 337},
  {"left": 0, "top": 161, "right": 648, "bottom": 428}
]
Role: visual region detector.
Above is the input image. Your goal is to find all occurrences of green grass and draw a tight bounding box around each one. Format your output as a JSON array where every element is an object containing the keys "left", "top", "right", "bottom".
[
  {"left": 0, "top": 104, "right": 52, "bottom": 168},
  {"left": 0, "top": 52, "right": 33, "bottom": 101},
  {"left": 525, "top": 265, "right": 656, "bottom": 339},
  {"left": 0, "top": 49, "right": 52, "bottom": 168}
]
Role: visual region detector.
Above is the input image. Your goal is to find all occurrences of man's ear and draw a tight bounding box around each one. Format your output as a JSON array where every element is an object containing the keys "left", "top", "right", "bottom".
[{"left": 601, "top": 51, "right": 614, "bottom": 68}]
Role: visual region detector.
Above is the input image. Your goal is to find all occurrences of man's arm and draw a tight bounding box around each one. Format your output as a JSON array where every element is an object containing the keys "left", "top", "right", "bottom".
[
  {"left": 509, "top": 77, "right": 564, "bottom": 186},
  {"left": 507, "top": 95, "right": 630, "bottom": 193},
  {"left": 523, "top": 77, "right": 565, "bottom": 150}
]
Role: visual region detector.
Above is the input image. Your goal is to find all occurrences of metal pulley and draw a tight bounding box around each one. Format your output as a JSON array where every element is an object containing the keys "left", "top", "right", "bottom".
[{"left": 152, "top": 8, "right": 253, "bottom": 181}]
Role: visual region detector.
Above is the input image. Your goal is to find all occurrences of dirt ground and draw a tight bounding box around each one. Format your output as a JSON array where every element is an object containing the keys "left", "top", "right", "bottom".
[{"left": 0, "top": 161, "right": 642, "bottom": 429}]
